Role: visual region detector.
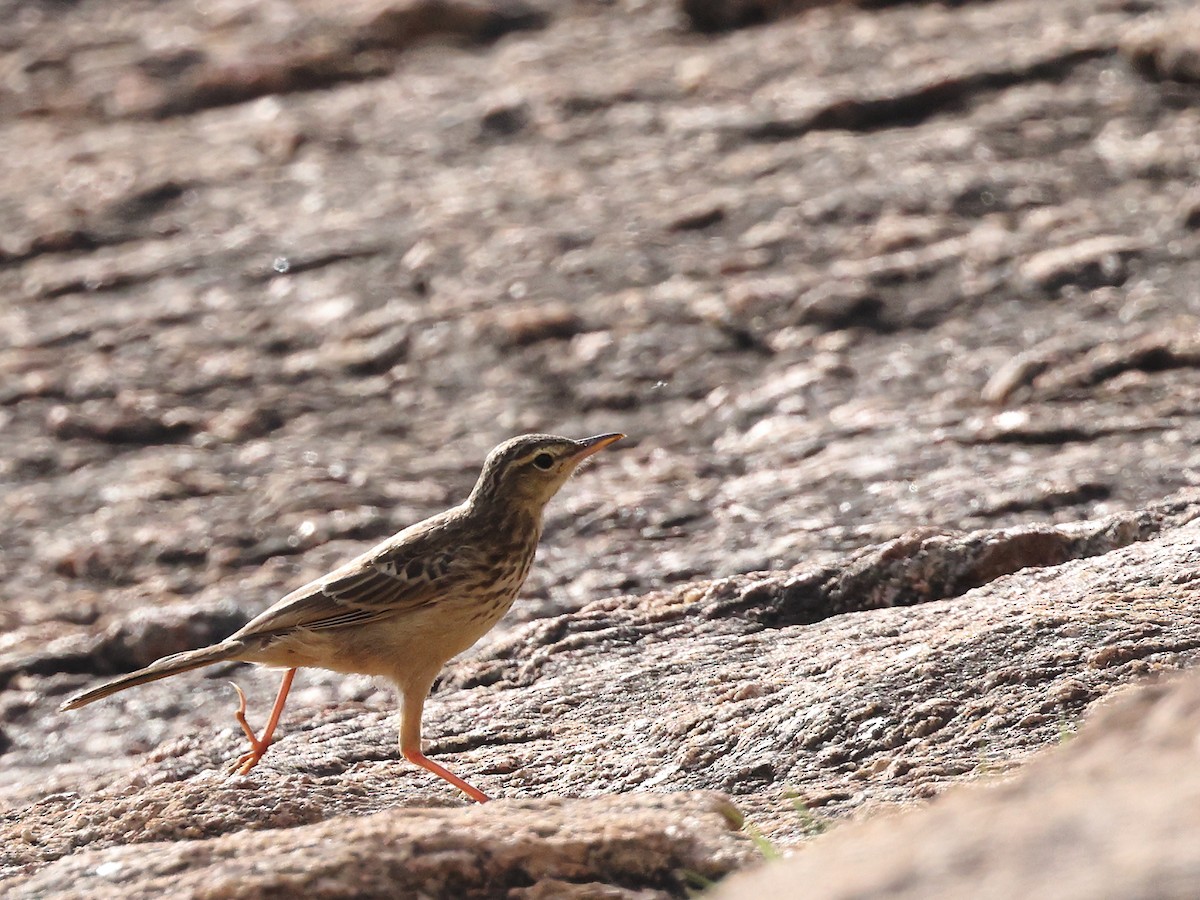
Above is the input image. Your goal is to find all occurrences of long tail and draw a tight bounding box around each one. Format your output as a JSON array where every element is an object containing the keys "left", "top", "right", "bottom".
[{"left": 59, "top": 642, "right": 245, "bottom": 711}]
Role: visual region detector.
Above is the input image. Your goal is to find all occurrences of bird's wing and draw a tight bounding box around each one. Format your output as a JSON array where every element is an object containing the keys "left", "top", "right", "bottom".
[{"left": 233, "top": 520, "right": 469, "bottom": 639}]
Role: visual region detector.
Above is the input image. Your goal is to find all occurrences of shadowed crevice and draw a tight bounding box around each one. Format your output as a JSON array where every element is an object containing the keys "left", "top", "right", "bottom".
[{"left": 744, "top": 46, "right": 1113, "bottom": 140}]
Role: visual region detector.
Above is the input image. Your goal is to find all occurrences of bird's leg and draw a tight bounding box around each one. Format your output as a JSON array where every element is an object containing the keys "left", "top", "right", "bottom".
[
  {"left": 227, "top": 668, "right": 297, "bottom": 776},
  {"left": 399, "top": 685, "right": 490, "bottom": 803}
]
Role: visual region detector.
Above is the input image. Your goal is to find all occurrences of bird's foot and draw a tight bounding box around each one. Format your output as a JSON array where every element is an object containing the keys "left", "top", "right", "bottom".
[
  {"left": 401, "top": 746, "right": 491, "bottom": 803},
  {"left": 226, "top": 682, "right": 269, "bottom": 776},
  {"left": 227, "top": 746, "right": 267, "bottom": 776}
]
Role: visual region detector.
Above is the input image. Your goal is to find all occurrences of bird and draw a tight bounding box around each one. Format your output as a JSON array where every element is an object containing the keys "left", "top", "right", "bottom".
[{"left": 60, "top": 432, "right": 624, "bottom": 803}]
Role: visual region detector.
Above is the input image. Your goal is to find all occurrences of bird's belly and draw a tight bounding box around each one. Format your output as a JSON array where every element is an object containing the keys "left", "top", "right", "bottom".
[
  {"left": 245, "top": 591, "right": 520, "bottom": 679},
  {"left": 424, "top": 588, "right": 520, "bottom": 657}
]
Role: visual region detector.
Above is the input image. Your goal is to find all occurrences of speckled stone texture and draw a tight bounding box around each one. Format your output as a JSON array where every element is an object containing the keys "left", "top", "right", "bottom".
[
  {"left": 714, "top": 668, "right": 1200, "bottom": 900},
  {"left": 3, "top": 0, "right": 1200, "bottom": 894}
]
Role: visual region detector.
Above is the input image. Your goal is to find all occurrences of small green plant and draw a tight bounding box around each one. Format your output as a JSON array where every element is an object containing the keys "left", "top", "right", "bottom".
[
  {"left": 974, "top": 752, "right": 1001, "bottom": 777},
  {"left": 683, "top": 796, "right": 832, "bottom": 896},
  {"left": 680, "top": 869, "right": 717, "bottom": 896},
  {"left": 782, "top": 788, "right": 830, "bottom": 836},
  {"left": 738, "top": 789, "right": 832, "bottom": 861},
  {"left": 1057, "top": 714, "right": 1079, "bottom": 743},
  {"left": 741, "top": 819, "right": 783, "bottom": 861}
]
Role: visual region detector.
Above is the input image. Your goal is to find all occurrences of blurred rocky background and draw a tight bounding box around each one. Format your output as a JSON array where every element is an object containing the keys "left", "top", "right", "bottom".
[{"left": 1, "top": 0, "right": 1199, "bottom": 896}]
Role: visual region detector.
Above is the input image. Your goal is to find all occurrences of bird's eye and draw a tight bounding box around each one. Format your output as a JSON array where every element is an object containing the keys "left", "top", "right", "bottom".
[{"left": 533, "top": 453, "right": 554, "bottom": 470}]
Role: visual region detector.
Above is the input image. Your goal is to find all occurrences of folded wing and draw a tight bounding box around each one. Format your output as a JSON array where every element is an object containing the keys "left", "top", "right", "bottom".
[{"left": 233, "top": 535, "right": 463, "bottom": 640}]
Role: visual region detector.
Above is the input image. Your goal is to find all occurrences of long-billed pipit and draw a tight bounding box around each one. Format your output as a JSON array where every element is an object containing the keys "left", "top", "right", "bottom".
[{"left": 61, "top": 432, "right": 623, "bottom": 802}]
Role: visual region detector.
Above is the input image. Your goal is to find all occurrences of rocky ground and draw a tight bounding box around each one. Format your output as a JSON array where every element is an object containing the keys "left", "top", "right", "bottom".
[
  {"left": 713, "top": 658, "right": 1200, "bottom": 900},
  {"left": 2, "top": 0, "right": 1199, "bottom": 896}
]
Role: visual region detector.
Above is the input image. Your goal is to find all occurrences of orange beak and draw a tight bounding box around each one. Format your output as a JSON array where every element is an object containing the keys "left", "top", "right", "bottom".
[{"left": 571, "top": 432, "right": 625, "bottom": 461}]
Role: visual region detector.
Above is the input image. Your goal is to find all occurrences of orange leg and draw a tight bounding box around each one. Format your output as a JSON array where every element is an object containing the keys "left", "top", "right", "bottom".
[
  {"left": 401, "top": 745, "right": 490, "bottom": 804},
  {"left": 227, "top": 668, "right": 297, "bottom": 776},
  {"left": 400, "top": 681, "right": 490, "bottom": 803}
]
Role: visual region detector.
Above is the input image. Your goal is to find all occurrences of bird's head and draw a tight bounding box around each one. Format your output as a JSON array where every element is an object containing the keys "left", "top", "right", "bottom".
[{"left": 468, "top": 433, "right": 624, "bottom": 512}]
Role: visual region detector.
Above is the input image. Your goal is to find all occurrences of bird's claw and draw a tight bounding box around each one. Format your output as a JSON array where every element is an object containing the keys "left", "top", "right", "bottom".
[
  {"left": 226, "top": 749, "right": 264, "bottom": 777},
  {"left": 226, "top": 681, "right": 265, "bottom": 777}
]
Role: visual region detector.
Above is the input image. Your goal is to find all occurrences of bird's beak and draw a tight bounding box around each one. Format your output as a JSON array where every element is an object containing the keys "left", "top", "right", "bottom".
[{"left": 571, "top": 432, "right": 625, "bottom": 461}]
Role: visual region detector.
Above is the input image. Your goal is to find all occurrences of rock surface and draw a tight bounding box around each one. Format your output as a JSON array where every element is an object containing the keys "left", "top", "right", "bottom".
[
  {"left": 3, "top": 0, "right": 1200, "bottom": 894},
  {"left": 5, "top": 498, "right": 1200, "bottom": 894},
  {"left": 7, "top": 792, "right": 747, "bottom": 900},
  {"left": 713, "top": 666, "right": 1200, "bottom": 900}
]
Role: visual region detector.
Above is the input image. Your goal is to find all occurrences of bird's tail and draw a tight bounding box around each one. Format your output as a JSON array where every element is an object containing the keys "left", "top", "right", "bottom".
[{"left": 59, "top": 642, "right": 245, "bottom": 711}]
